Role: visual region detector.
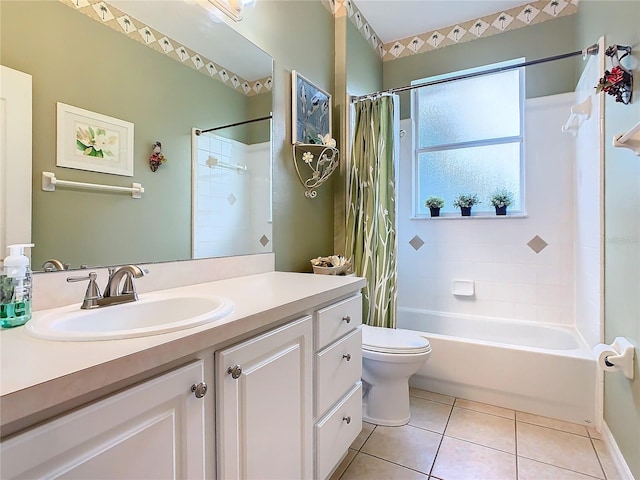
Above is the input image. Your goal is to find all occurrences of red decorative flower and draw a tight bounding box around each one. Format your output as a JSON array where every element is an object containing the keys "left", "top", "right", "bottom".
[{"left": 607, "top": 66, "right": 625, "bottom": 85}]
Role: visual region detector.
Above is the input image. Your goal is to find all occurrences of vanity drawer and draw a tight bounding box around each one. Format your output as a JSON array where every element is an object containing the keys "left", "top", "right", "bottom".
[
  {"left": 316, "top": 294, "right": 362, "bottom": 350},
  {"left": 315, "top": 382, "right": 362, "bottom": 480},
  {"left": 315, "top": 327, "right": 362, "bottom": 417}
]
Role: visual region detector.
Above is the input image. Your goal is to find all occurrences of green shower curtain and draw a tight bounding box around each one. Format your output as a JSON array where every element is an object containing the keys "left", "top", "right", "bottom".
[{"left": 345, "top": 96, "right": 397, "bottom": 329}]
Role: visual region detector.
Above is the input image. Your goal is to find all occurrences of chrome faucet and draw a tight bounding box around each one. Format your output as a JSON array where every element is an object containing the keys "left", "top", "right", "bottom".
[
  {"left": 104, "top": 265, "right": 147, "bottom": 301},
  {"left": 67, "top": 265, "right": 148, "bottom": 309},
  {"left": 42, "top": 259, "right": 69, "bottom": 272}
]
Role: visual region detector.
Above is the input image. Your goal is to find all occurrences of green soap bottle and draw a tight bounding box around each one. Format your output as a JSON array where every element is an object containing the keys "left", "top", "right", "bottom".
[{"left": 0, "top": 243, "right": 34, "bottom": 329}]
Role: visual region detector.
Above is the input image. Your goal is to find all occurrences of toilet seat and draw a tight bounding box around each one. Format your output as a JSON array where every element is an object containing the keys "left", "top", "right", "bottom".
[{"left": 362, "top": 325, "right": 431, "bottom": 355}]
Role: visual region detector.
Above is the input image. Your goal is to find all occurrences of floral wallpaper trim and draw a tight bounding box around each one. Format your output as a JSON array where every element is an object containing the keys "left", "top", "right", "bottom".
[
  {"left": 321, "top": 0, "right": 385, "bottom": 58},
  {"left": 324, "top": 0, "right": 578, "bottom": 62},
  {"left": 58, "top": 0, "right": 272, "bottom": 97}
]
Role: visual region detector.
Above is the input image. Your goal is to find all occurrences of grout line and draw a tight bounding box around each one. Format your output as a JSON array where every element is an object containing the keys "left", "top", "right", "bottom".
[
  {"left": 426, "top": 396, "right": 456, "bottom": 478},
  {"left": 409, "top": 390, "right": 455, "bottom": 407},
  {"left": 442, "top": 432, "right": 517, "bottom": 457},
  {"left": 514, "top": 416, "right": 519, "bottom": 479},
  {"left": 589, "top": 436, "right": 609, "bottom": 480},
  {"left": 515, "top": 418, "right": 591, "bottom": 438},
  {"left": 354, "top": 451, "right": 433, "bottom": 477},
  {"left": 517, "top": 456, "right": 606, "bottom": 480},
  {"left": 452, "top": 403, "right": 516, "bottom": 421},
  {"left": 358, "top": 424, "right": 376, "bottom": 451}
]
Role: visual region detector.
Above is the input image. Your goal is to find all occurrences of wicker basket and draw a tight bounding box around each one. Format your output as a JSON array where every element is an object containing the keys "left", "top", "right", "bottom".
[{"left": 311, "top": 263, "right": 351, "bottom": 275}]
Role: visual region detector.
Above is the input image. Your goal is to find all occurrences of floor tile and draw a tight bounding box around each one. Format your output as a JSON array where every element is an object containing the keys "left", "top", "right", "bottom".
[
  {"left": 350, "top": 422, "right": 375, "bottom": 450},
  {"left": 431, "top": 436, "right": 516, "bottom": 480},
  {"left": 361, "top": 424, "right": 442, "bottom": 474},
  {"left": 408, "top": 396, "right": 453, "bottom": 434},
  {"left": 517, "top": 422, "right": 604, "bottom": 478},
  {"left": 454, "top": 398, "right": 515, "bottom": 419},
  {"left": 410, "top": 388, "right": 455, "bottom": 405},
  {"left": 340, "top": 452, "right": 428, "bottom": 480},
  {"left": 518, "top": 457, "right": 603, "bottom": 480},
  {"left": 516, "top": 411, "right": 589, "bottom": 436},
  {"left": 329, "top": 448, "right": 357, "bottom": 480},
  {"left": 445, "top": 407, "right": 515, "bottom": 454},
  {"left": 593, "top": 439, "right": 622, "bottom": 480},
  {"left": 587, "top": 426, "right": 602, "bottom": 440}
]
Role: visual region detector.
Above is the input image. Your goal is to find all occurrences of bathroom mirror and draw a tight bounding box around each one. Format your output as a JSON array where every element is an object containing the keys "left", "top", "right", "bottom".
[{"left": 0, "top": 0, "right": 273, "bottom": 271}]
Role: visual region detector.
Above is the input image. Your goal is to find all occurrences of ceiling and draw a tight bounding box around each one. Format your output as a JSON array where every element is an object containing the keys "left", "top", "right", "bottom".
[{"left": 353, "top": 0, "right": 531, "bottom": 43}]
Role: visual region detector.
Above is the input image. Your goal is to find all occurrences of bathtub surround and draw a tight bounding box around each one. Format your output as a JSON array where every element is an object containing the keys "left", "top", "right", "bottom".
[
  {"left": 572, "top": 44, "right": 605, "bottom": 351},
  {"left": 398, "top": 94, "right": 576, "bottom": 324}
]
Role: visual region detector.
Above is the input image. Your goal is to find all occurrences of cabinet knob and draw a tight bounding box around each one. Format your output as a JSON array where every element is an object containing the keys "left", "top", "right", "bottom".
[
  {"left": 342, "top": 315, "right": 351, "bottom": 324},
  {"left": 227, "top": 365, "right": 243, "bottom": 379},
  {"left": 343, "top": 416, "right": 352, "bottom": 424},
  {"left": 191, "top": 382, "right": 208, "bottom": 398},
  {"left": 342, "top": 354, "right": 352, "bottom": 361}
]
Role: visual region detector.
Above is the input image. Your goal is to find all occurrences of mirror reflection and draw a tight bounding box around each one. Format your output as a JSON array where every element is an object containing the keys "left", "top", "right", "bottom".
[{"left": 0, "top": 0, "right": 273, "bottom": 271}]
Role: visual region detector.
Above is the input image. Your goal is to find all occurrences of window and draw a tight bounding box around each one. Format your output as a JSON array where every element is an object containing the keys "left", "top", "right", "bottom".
[{"left": 413, "top": 59, "right": 525, "bottom": 216}]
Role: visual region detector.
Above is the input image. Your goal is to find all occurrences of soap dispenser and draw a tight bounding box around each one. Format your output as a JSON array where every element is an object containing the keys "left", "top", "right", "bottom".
[{"left": 1, "top": 243, "right": 35, "bottom": 328}]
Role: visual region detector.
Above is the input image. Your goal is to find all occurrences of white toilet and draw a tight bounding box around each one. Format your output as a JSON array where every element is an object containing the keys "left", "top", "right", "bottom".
[{"left": 361, "top": 324, "right": 432, "bottom": 426}]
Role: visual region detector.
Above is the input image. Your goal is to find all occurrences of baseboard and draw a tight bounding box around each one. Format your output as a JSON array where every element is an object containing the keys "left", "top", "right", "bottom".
[{"left": 601, "top": 421, "right": 636, "bottom": 480}]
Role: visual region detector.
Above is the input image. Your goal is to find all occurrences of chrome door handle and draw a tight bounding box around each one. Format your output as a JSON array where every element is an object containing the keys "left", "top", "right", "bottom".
[
  {"left": 227, "top": 365, "right": 242, "bottom": 379},
  {"left": 342, "top": 315, "right": 351, "bottom": 324},
  {"left": 343, "top": 354, "right": 352, "bottom": 361},
  {"left": 343, "top": 416, "right": 351, "bottom": 424},
  {"left": 191, "top": 382, "right": 208, "bottom": 398}
]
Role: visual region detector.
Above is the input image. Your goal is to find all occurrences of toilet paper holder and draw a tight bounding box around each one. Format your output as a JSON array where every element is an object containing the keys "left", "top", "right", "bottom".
[{"left": 603, "top": 337, "right": 635, "bottom": 380}]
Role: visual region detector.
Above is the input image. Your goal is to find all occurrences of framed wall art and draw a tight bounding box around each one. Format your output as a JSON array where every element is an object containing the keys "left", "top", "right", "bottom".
[
  {"left": 291, "top": 70, "right": 331, "bottom": 145},
  {"left": 56, "top": 102, "right": 134, "bottom": 176}
]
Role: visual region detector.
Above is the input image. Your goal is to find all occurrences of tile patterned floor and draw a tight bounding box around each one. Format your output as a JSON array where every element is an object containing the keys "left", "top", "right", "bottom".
[{"left": 330, "top": 388, "right": 621, "bottom": 480}]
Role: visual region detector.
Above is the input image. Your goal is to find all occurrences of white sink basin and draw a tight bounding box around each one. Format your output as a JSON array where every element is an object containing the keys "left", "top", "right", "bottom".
[{"left": 25, "top": 293, "right": 234, "bottom": 341}]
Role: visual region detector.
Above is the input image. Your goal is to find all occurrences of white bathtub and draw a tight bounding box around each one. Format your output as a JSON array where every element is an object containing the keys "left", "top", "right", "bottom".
[{"left": 397, "top": 307, "right": 597, "bottom": 425}]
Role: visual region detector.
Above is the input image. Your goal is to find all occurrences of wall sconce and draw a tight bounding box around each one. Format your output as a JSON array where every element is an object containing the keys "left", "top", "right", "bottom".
[
  {"left": 198, "top": 0, "right": 252, "bottom": 21},
  {"left": 292, "top": 141, "right": 339, "bottom": 198}
]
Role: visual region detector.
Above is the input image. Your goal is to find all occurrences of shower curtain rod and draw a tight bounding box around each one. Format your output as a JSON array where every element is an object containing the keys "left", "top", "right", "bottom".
[
  {"left": 195, "top": 114, "right": 272, "bottom": 135},
  {"left": 350, "top": 43, "right": 602, "bottom": 103}
]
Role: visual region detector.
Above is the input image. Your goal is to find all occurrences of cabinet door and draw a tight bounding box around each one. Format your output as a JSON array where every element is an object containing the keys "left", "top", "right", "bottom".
[
  {"left": 1, "top": 361, "right": 207, "bottom": 479},
  {"left": 216, "top": 316, "right": 313, "bottom": 480}
]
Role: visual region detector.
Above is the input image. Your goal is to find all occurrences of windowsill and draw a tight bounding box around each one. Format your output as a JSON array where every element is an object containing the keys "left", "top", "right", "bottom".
[{"left": 411, "top": 213, "right": 529, "bottom": 220}]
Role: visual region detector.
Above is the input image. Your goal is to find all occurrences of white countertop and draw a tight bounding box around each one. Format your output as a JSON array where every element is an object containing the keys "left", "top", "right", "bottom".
[{"left": 0, "top": 271, "right": 365, "bottom": 434}]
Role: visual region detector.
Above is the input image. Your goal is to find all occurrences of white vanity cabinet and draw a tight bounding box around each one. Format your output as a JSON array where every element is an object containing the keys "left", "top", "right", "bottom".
[
  {"left": 0, "top": 361, "right": 208, "bottom": 479},
  {"left": 314, "top": 294, "right": 363, "bottom": 480},
  {"left": 216, "top": 315, "right": 314, "bottom": 480}
]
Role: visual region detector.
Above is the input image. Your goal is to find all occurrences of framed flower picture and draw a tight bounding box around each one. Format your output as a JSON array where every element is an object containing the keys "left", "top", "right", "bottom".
[
  {"left": 291, "top": 71, "right": 331, "bottom": 145},
  {"left": 56, "top": 102, "right": 134, "bottom": 176}
]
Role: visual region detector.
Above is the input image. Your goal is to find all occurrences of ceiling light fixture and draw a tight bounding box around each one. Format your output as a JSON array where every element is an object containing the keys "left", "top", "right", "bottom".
[{"left": 203, "top": 0, "right": 249, "bottom": 21}]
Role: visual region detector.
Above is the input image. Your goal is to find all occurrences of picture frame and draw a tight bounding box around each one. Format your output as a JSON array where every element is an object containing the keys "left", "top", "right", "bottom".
[
  {"left": 56, "top": 102, "right": 134, "bottom": 176},
  {"left": 291, "top": 70, "right": 331, "bottom": 144}
]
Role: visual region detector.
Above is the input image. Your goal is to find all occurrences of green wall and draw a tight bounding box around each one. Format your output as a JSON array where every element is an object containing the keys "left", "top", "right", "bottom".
[
  {"left": 346, "top": 17, "right": 384, "bottom": 97},
  {"left": 1, "top": 1, "right": 270, "bottom": 269},
  {"left": 577, "top": 2, "right": 640, "bottom": 477},
  {"left": 230, "top": 1, "right": 336, "bottom": 272},
  {"left": 383, "top": 14, "right": 579, "bottom": 119}
]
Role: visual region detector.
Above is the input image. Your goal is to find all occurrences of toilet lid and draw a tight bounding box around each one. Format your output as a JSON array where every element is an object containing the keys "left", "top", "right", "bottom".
[{"left": 362, "top": 325, "right": 431, "bottom": 354}]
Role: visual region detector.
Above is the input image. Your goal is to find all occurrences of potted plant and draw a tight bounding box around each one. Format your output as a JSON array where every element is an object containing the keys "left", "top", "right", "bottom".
[
  {"left": 452, "top": 194, "right": 480, "bottom": 216},
  {"left": 424, "top": 196, "right": 445, "bottom": 217},
  {"left": 489, "top": 189, "right": 514, "bottom": 216}
]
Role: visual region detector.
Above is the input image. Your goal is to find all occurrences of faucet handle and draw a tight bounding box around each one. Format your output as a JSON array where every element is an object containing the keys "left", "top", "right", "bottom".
[{"left": 67, "top": 272, "right": 102, "bottom": 309}]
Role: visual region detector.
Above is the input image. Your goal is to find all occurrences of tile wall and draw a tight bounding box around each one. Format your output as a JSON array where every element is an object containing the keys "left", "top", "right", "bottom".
[
  {"left": 573, "top": 51, "right": 604, "bottom": 348},
  {"left": 397, "top": 93, "right": 577, "bottom": 325},
  {"left": 193, "top": 133, "right": 272, "bottom": 259}
]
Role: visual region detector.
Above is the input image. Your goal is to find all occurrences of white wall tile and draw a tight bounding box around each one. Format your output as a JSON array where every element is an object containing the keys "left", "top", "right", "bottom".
[{"left": 397, "top": 94, "right": 583, "bottom": 327}]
